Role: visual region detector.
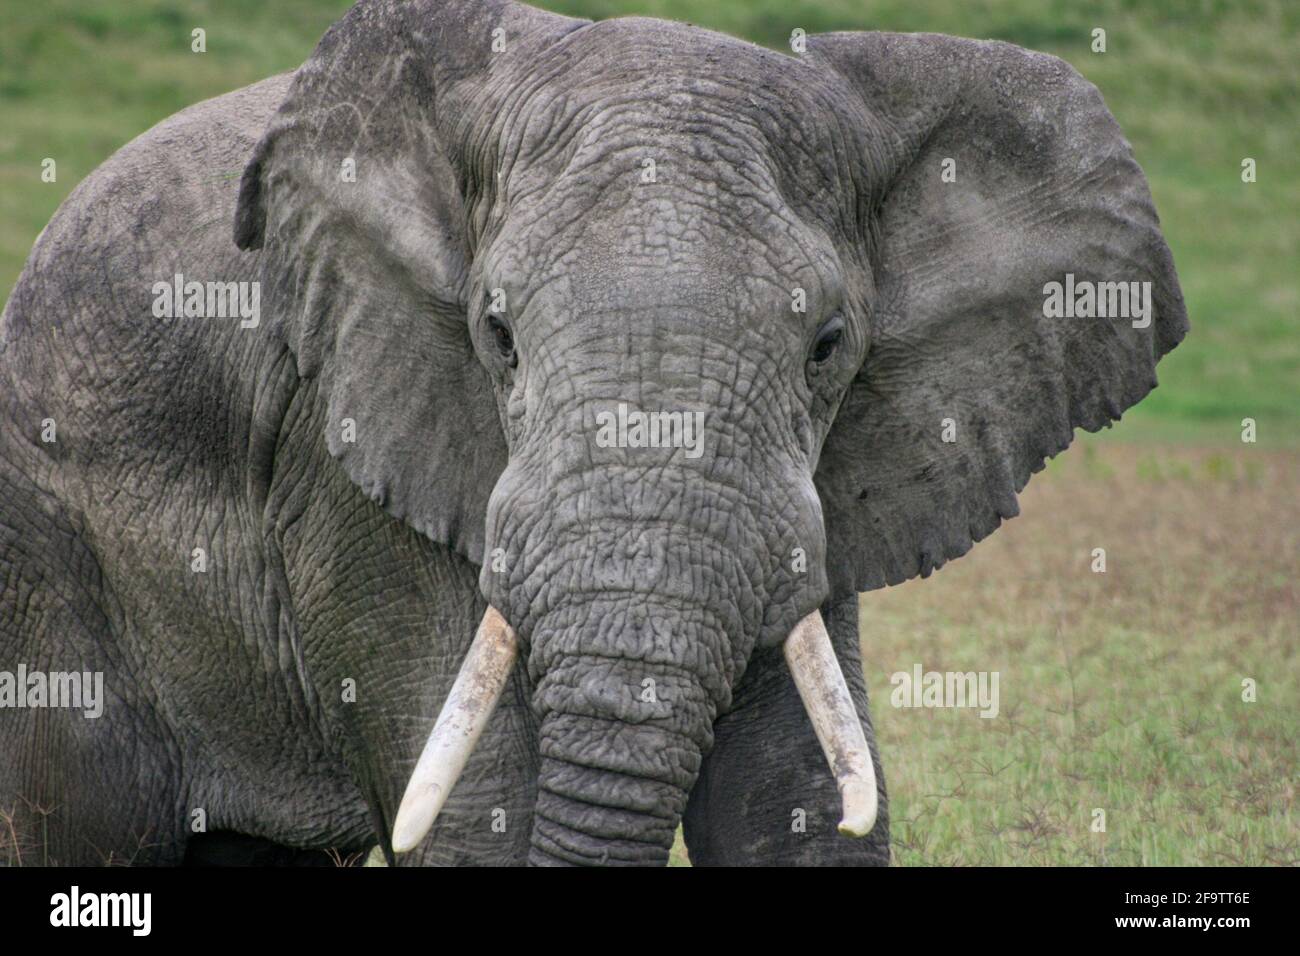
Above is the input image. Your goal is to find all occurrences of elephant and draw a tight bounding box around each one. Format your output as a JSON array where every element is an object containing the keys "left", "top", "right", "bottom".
[{"left": 0, "top": 0, "right": 1186, "bottom": 867}]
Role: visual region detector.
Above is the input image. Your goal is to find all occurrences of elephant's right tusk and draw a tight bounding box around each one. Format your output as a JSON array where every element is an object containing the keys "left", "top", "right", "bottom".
[
  {"left": 783, "top": 610, "right": 879, "bottom": 837},
  {"left": 391, "top": 606, "right": 519, "bottom": 854}
]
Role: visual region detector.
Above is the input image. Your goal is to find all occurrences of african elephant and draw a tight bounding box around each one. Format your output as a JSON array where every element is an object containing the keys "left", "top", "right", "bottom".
[{"left": 0, "top": 0, "right": 1185, "bottom": 867}]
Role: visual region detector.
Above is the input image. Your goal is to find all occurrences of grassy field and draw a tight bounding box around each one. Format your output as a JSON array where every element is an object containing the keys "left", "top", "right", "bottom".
[
  {"left": 1, "top": 0, "right": 1295, "bottom": 866},
  {"left": 863, "top": 440, "right": 1296, "bottom": 866}
]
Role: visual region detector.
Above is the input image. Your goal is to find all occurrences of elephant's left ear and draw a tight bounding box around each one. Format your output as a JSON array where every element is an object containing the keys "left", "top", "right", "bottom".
[{"left": 807, "top": 32, "right": 1188, "bottom": 593}]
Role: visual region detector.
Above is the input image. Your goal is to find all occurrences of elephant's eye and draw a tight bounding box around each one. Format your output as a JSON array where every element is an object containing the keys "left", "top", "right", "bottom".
[
  {"left": 488, "top": 315, "right": 517, "bottom": 368},
  {"left": 810, "top": 315, "right": 845, "bottom": 364}
]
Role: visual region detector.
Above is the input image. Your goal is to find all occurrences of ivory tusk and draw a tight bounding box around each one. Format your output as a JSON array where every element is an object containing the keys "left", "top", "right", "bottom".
[
  {"left": 782, "top": 610, "right": 879, "bottom": 837},
  {"left": 391, "top": 606, "right": 519, "bottom": 853}
]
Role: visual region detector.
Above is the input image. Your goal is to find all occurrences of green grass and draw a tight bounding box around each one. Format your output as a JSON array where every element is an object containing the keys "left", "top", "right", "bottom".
[{"left": 867, "top": 442, "right": 1297, "bottom": 865}]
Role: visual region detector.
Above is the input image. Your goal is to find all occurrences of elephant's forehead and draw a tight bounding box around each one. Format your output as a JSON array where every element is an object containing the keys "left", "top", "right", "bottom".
[
  {"left": 499, "top": 19, "right": 858, "bottom": 215},
  {"left": 538, "top": 14, "right": 814, "bottom": 95},
  {"left": 478, "top": 19, "right": 856, "bottom": 324}
]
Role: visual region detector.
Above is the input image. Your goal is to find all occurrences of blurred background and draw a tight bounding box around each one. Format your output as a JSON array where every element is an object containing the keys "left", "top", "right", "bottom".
[{"left": 1, "top": 0, "right": 1295, "bottom": 864}]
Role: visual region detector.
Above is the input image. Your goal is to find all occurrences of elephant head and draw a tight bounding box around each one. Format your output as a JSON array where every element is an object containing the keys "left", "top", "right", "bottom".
[{"left": 234, "top": 0, "right": 1186, "bottom": 865}]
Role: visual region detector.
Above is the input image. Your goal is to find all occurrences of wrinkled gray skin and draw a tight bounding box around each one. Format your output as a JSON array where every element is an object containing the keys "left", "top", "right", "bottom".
[{"left": 0, "top": 0, "right": 1186, "bottom": 866}]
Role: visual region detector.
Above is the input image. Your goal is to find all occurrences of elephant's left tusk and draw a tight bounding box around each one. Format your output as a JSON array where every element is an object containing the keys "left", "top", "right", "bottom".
[
  {"left": 783, "top": 610, "right": 879, "bottom": 837},
  {"left": 391, "top": 606, "right": 519, "bottom": 854}
]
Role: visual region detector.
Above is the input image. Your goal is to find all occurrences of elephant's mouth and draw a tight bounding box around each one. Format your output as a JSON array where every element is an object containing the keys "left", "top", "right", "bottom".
[{"left": 389, "top": 605, "right": 877, "bottom": 858}]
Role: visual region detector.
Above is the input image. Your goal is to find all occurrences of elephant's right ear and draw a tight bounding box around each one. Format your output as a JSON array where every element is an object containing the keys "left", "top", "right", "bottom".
[
  {"left": 807, "top": 32, "right": 1189, "bottom": 593},
  {"left": 233, "top": 0, "right": 588, "bottom": 563}
]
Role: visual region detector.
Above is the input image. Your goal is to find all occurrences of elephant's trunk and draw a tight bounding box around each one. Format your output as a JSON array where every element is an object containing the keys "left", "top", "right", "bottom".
[
  {"left": 529, "top": 713, "right": 696, "bottom": 866},
  {"left": 523, "top": 603, "right": 723, "bottom": 866}
]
